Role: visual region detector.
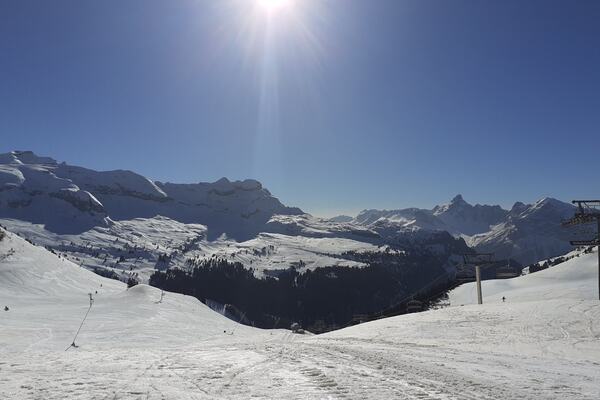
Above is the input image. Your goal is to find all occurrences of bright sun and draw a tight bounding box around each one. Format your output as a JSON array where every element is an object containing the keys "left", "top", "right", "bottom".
[{"left": 257, "top": 0, "right": 294, "bottom": 13}]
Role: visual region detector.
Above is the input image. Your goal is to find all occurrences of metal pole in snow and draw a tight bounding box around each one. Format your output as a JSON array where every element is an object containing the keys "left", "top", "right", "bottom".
[
  {"left": 597, "top": 218, "right": 600, "bottom": 301},
  {"left": 476, "top": 265, "right": 483, "bottom": 305}
]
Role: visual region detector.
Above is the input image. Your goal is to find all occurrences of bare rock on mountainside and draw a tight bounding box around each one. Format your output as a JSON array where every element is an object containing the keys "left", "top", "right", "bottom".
[
  {"left": 352, "top": 195, "right": 575, "bottom": 266},
  {"left": 0, "top": 150, "right": 577, "bottom": 267},
  {"left": 0, "top": 151, "right": 302, "bottom": 239}
]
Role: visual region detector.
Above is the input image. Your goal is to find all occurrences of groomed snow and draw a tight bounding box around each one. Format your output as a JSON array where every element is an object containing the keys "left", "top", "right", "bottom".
[
  {"left": 0, "top": 230, "right": 258, "bottom": 353},
  {"left": 449, "top": 250, "right": 598, "bottom": 305},
  {"left": 1, "top": 229, "right": 599, "bottom": 399}
]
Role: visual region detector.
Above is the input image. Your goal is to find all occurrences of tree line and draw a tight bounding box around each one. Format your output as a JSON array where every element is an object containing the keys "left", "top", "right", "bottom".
[{"left": 149, "top": 242, "right": 465, "bottom": 332}]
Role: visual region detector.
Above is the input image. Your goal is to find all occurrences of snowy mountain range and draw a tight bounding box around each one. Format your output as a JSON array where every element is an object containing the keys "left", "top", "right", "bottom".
[
  {"left": 0, "top": 150, "right": 302, "bottom": 240},
  {"left": 345, "top": 194, "right": 576, "bottom": 265},
  {"left": 0, "top": 151, "right": 383, "bottom": 282},
  {"left": 0, "top": 150, "right": 577, "bottom": 281}
]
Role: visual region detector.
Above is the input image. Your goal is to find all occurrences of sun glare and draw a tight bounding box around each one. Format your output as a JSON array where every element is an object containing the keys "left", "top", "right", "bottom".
[{"left": 257, "top": 0, "right": 294, "bottom": 14}]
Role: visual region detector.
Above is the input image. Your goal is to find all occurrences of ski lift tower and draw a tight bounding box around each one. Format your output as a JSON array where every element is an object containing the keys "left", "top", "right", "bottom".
[
  {"left": 562, "top": 200, "right": 600, "bottom": 300},
  {"left": 462, "top": 253, "right": 494, "bottom": 305}
]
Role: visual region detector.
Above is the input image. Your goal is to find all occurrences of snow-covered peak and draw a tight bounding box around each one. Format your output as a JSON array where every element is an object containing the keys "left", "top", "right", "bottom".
[
  {"left": 0, "top": 151, "right": 302, "bottom": 239},
  {"left": 533, "top": 196, "right": 572, "bottom": 211},
  {"left": 431, "top": 195, "right": 507, "bottom": 236},
  {"left": 352, "top": 195, "right": 575, "bottom": 266},
  {"left": 515, "top": 197, "right": 574, "bottom": 221},
  {"left": 432, "top": 194, "right": 468, "bottom": 214},
  {"left": 451, "top": 194, "right": 466, "bottom": 204},
  {"left": 54, "top": 165, "right": 168, "bottom": 199},
  {"left": 0, "top": 156, "right": 109, "bottom": 233},
  {"left": 0, "top": 150, "right": 57, "bottom": 165},
  {"left": 470, "top": 197, "right": 575, "bottom": 265}
]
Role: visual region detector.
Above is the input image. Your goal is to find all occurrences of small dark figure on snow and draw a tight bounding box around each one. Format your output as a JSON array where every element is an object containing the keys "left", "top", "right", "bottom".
[
  {"left": 4, "top": 306, "right": 9, "bottom": 311},
  {"left": 502, "top": 296, "right": 506, "bottom": 303}
]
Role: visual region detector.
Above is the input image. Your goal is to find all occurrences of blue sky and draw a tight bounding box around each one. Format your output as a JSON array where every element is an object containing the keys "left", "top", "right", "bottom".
[{"left": 1, "top": 0, "right": 599, "bottom": 217}]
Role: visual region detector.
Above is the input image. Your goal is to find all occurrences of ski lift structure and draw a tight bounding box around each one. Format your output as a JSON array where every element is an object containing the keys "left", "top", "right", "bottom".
[
  {"left": 562, "top": 200, "right": 600, "bottom": 300},
  {"left": 495, "top": 260, "right": 520, "bottom": 279},
  {"left": 461, "top": 253, "right": 494, "bottom": 305},
  {"left": 455, "top": 268, "right": 477, "bottom": 284}
]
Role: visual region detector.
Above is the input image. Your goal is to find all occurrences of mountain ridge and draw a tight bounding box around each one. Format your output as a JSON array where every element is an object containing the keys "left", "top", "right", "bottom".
[
  {"left": 350, "top": 194, "right": 575, "bottom": 265},
  {"left": 0, "top": 150, "right": 303, "bottom": 239},
  {"left": 0, "top": 150, "right": 578, "bottom": 267}
]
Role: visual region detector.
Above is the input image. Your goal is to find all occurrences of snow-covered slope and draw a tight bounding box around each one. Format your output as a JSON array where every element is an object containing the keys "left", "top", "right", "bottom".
[
  {"left": 186, "top": 232, "right": 379, "bottom": 276},
  {"left": 265, "top": 213, "right": 378, "bottom": 240},
  {"left": 0, "top": 215, "right": 382, "bottom": 281},
  {"left": 315, "top": 248, "right": 600, "bottom": 399},
  {"left": 0, "top": 229, "right": 258, "bottom": 353},
  {"left": 449, "top": 246, "right": 598, "bottom": 305},
  {"left": 2, "top": 227, "right": 598, "bottom": 399}
]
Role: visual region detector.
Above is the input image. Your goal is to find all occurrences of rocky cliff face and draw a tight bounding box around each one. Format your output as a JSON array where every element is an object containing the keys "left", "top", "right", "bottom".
[{"left": 0, "top": 151, "right": 302, "bottom": 239}]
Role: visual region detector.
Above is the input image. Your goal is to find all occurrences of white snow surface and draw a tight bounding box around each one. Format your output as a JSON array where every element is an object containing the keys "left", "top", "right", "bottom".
[
  {"left": 0, "top": 216, "right": 377, "bottom": 281},
  {"left": 449, "top": 247, "right": 598, "bottom": 305},
  {"left": 188, "top": 232, "right": 376, "bottom": 276},
  {"left": 1, "top": 228, "right": 599, "bottom": 399}
]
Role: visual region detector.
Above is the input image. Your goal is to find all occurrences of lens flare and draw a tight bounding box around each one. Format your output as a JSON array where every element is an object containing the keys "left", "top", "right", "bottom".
[
  {"left": 211, "top": 0, "right": 324, "bottom": 185},
  {"left": 257, "top": 0, "right": 294, "bottom": 13}
]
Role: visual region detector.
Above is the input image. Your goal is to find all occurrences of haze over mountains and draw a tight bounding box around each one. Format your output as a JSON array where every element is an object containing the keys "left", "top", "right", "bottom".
[{"left": 0, "top": 150, "right": 576, "bottom": 281}]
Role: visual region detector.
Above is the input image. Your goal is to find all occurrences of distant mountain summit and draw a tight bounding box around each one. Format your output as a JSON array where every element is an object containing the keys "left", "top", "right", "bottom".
[
  {"left": 432, "top": 194, "right": 508, "bottom": 236},
  {"left": 0, "top": 151, "right": 302, "bottom": 239},
  {"left": 351, "top": 195, "right": 575, "bottom": 265},
  {"left": 354, "top": 194, "right": 507, "bottom": 236},
  {"left": 469, "top": 197, "right": 576, "bottom": 264}
]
